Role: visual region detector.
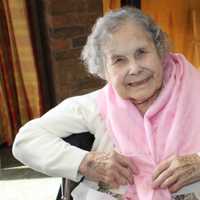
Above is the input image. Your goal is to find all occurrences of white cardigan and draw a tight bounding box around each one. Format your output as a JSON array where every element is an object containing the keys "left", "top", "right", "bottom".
[
  {"left": 12, "top": 90, "right": 114, "bottom": 180},
  {"left": 12, "top": 89, "right": 200, "bottom": 199}
]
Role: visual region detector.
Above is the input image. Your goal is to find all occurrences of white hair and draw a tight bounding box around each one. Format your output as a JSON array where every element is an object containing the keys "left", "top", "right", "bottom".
[{"left": 81, "top": 7, "right": 169, "bottom": 79}]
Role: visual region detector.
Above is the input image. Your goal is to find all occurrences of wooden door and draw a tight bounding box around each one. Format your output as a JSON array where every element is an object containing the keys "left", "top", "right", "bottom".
[{"left": 142, "top": 0, "right": 200, "bottom": 68}]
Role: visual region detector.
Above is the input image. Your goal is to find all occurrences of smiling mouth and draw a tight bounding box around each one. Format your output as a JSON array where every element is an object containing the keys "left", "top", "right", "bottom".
[{"left": 127, "top": 76, "right": 152, "bottom": 87}]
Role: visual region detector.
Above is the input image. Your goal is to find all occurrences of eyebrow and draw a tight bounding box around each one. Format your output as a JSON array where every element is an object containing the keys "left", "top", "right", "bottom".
[{"left": 111, "top": 55, "right": 125, "bottom": 60}]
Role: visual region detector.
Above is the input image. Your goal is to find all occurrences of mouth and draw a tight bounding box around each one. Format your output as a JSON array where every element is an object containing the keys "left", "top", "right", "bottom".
[{"left": 127, "top": 75, "right": 152, "bottom": 87}]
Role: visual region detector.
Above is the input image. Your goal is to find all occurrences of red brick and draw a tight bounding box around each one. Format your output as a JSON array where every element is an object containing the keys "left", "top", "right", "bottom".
[
  {"left": 42, "top": 0, "right": 103, "bottom": 102},
  {"left": 50, "top": 38, "right": 72, "bottom": 50},
  {"left": 72, "top": 36, "right": 87, "bottom": 48},
  {"left": 49, "top": 13, "right": 100, "bottom": 28},
  {"left": 47, "top": 0, "right": 88, "bottom": 15},
  {"left": 53, "top": 49, "right": 81, "bottom": 61},
  {"left": 87, "top": 0, "right": 103, "bottom": 13},
  {"left": 49, "top": 26, "right": 87, "bottom": 39}
]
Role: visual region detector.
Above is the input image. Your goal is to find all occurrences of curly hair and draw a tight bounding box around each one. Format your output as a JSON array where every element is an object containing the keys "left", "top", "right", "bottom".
[{"left": 81, "top": 7, "right": 169, "bottom": 79}]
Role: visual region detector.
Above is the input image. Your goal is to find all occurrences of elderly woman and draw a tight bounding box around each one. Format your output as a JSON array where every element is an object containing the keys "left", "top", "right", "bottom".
[{"left": 13, "top": 7, "right": 200, "bottom": 200}]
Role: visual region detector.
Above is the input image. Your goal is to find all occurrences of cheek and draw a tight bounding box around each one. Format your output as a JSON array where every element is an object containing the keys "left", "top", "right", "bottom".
[
  {"left": 156, "top": 66, "right": 164, "bottom": 80},
  {"left": 153, "top": 67, "right": 164, "bottom": 88},
  {"left": 113, "top": 73, "right": 127, "bottom": 88},
  {"left": 109, "top": 69, "right": 126, "bottom": 84}
]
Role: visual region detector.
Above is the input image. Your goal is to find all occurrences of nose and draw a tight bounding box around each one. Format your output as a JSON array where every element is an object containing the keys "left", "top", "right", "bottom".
[{"left": 128, "top": 58, "right": 141, "bottom": 75}]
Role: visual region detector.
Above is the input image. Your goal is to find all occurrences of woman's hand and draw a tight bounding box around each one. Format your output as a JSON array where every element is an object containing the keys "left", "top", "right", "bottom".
[
  {"left": 79, "top": 151, "right": 139, "bottom": 188},
  {"left": 152, "top": 154, "right": 200, "bottom": 193}
]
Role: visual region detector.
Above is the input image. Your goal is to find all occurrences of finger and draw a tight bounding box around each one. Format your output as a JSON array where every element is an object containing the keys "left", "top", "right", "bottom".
[
  {"left": 106, "top": 161, "right": 134, "bottom": 185},
  {"left": 152, "top": 168, "right": 174, "bottom": 189},
  {"left": 168, "top": 179, "right": 184, "bottom": 193},
  {"left": 102, "top": 170, "right": 128, "bottom": 188},
  {"left": 113, "top": 170, "right": 130, "bottom": 186},
  {"left": 115, "top": 163, "right": 134, "bottom": 184},
  {"left": 160, "top": 174, "right": 178, "bottom": 189},
  {"left": 101, "top": 175, "right": 119, "bottom": 189},
  {"left": 114, "top": 151, "right": 139, "bottom": 174},
  {"left": 152, "top": 156, "right": 174, "bottom": 180}
]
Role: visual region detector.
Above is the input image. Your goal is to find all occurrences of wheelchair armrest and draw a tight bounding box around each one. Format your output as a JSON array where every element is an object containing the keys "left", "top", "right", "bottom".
[
  {"left": 57, "top": 132, "right": 94, "bottom": 200},
  {"left": 62, "top": 132, "right": 94, "bottom": 151}
]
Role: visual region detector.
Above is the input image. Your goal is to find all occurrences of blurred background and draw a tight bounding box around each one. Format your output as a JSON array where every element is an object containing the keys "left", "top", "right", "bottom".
[{"left": 0, "top": 0, "right": 199, "bottom": 199}]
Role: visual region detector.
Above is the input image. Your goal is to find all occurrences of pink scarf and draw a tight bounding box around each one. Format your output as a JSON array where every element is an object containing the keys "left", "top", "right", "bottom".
[{"left": 96, "top": 53, "right": 200, "bottom": 200}]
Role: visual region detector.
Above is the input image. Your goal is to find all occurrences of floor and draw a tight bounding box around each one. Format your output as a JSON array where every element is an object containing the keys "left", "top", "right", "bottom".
[{"left": 0, "top": 145, "right": 61, "bottom": 200}]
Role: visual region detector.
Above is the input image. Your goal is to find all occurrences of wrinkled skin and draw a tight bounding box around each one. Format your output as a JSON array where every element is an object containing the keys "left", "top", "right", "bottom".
[
  {"left": 79, "top": 21, "right": 200, "bottom": 194},
  {"left": 152, "top": 154, "right": 200, "bottom": 193},
  {"left": 79, "top": 151, "right": 139, "bottom": 188},
  {"left": 79, "top": 152, "right": 200, "bottom": 192},
  {"left": 103, "top": 20, "right": 164, "bottom": 114}
]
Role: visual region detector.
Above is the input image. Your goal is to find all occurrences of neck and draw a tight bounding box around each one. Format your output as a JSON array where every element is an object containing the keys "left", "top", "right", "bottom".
[{"left": 133, "top": 86, "right": 163, "bottom": 115}]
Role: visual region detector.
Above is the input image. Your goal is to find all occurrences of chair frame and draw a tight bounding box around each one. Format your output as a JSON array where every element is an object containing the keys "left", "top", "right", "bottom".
[{"left": 57, "top": 132, "right": 94, "bottom": 200}]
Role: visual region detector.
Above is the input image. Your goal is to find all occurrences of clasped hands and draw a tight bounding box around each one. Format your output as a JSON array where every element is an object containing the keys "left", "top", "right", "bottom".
[{"left": 79, "top": 151, "right": 200, "bottom": 193}]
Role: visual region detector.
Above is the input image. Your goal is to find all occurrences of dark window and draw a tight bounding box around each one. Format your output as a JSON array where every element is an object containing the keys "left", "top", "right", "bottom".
[{"left": 121, "top": 0, "right": 141, "bottom": 9}]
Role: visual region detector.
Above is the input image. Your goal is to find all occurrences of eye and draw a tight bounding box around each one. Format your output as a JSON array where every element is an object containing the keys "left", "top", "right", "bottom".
[
  {"left": 115, "top": 58, "right": 124, "bottom": 63},
  {"left": 135, "top": 48, "right": 147, "bottom": 58},
  {"left": 112, "top": 56, "right": 126, "bottom": 65}
]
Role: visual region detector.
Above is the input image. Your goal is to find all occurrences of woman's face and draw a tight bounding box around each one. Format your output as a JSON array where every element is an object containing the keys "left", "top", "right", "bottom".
[{"left": 104, "top": 21, "right": 164, "bottom": 104}]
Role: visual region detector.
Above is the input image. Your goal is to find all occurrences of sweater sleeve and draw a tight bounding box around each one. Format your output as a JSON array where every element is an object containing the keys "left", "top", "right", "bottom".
[{"left": 12, "top": 93, "right": 97, "bottom": 181}]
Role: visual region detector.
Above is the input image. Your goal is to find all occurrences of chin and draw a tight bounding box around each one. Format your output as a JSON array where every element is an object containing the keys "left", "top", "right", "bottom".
[{"left": 128, "top": 93, "right": 154, "bottom": 103}]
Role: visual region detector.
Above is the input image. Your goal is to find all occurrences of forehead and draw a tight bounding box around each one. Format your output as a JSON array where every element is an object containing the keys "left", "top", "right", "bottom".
[{"left": 103, "top": 21, "right": 154, "bottom": 55}]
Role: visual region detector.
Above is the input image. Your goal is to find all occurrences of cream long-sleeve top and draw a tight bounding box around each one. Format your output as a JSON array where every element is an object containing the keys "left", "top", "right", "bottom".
[
  {"left": 12, "top": 89, "right": 114, "bottom": 181},
  {"left": 12, "top": 89, "right": 200, "bottom": 199}
]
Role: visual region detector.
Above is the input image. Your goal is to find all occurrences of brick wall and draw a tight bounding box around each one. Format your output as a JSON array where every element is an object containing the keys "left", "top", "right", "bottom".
[{"left": 42, "top": 0, "right": 105, "bottom": 103}]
